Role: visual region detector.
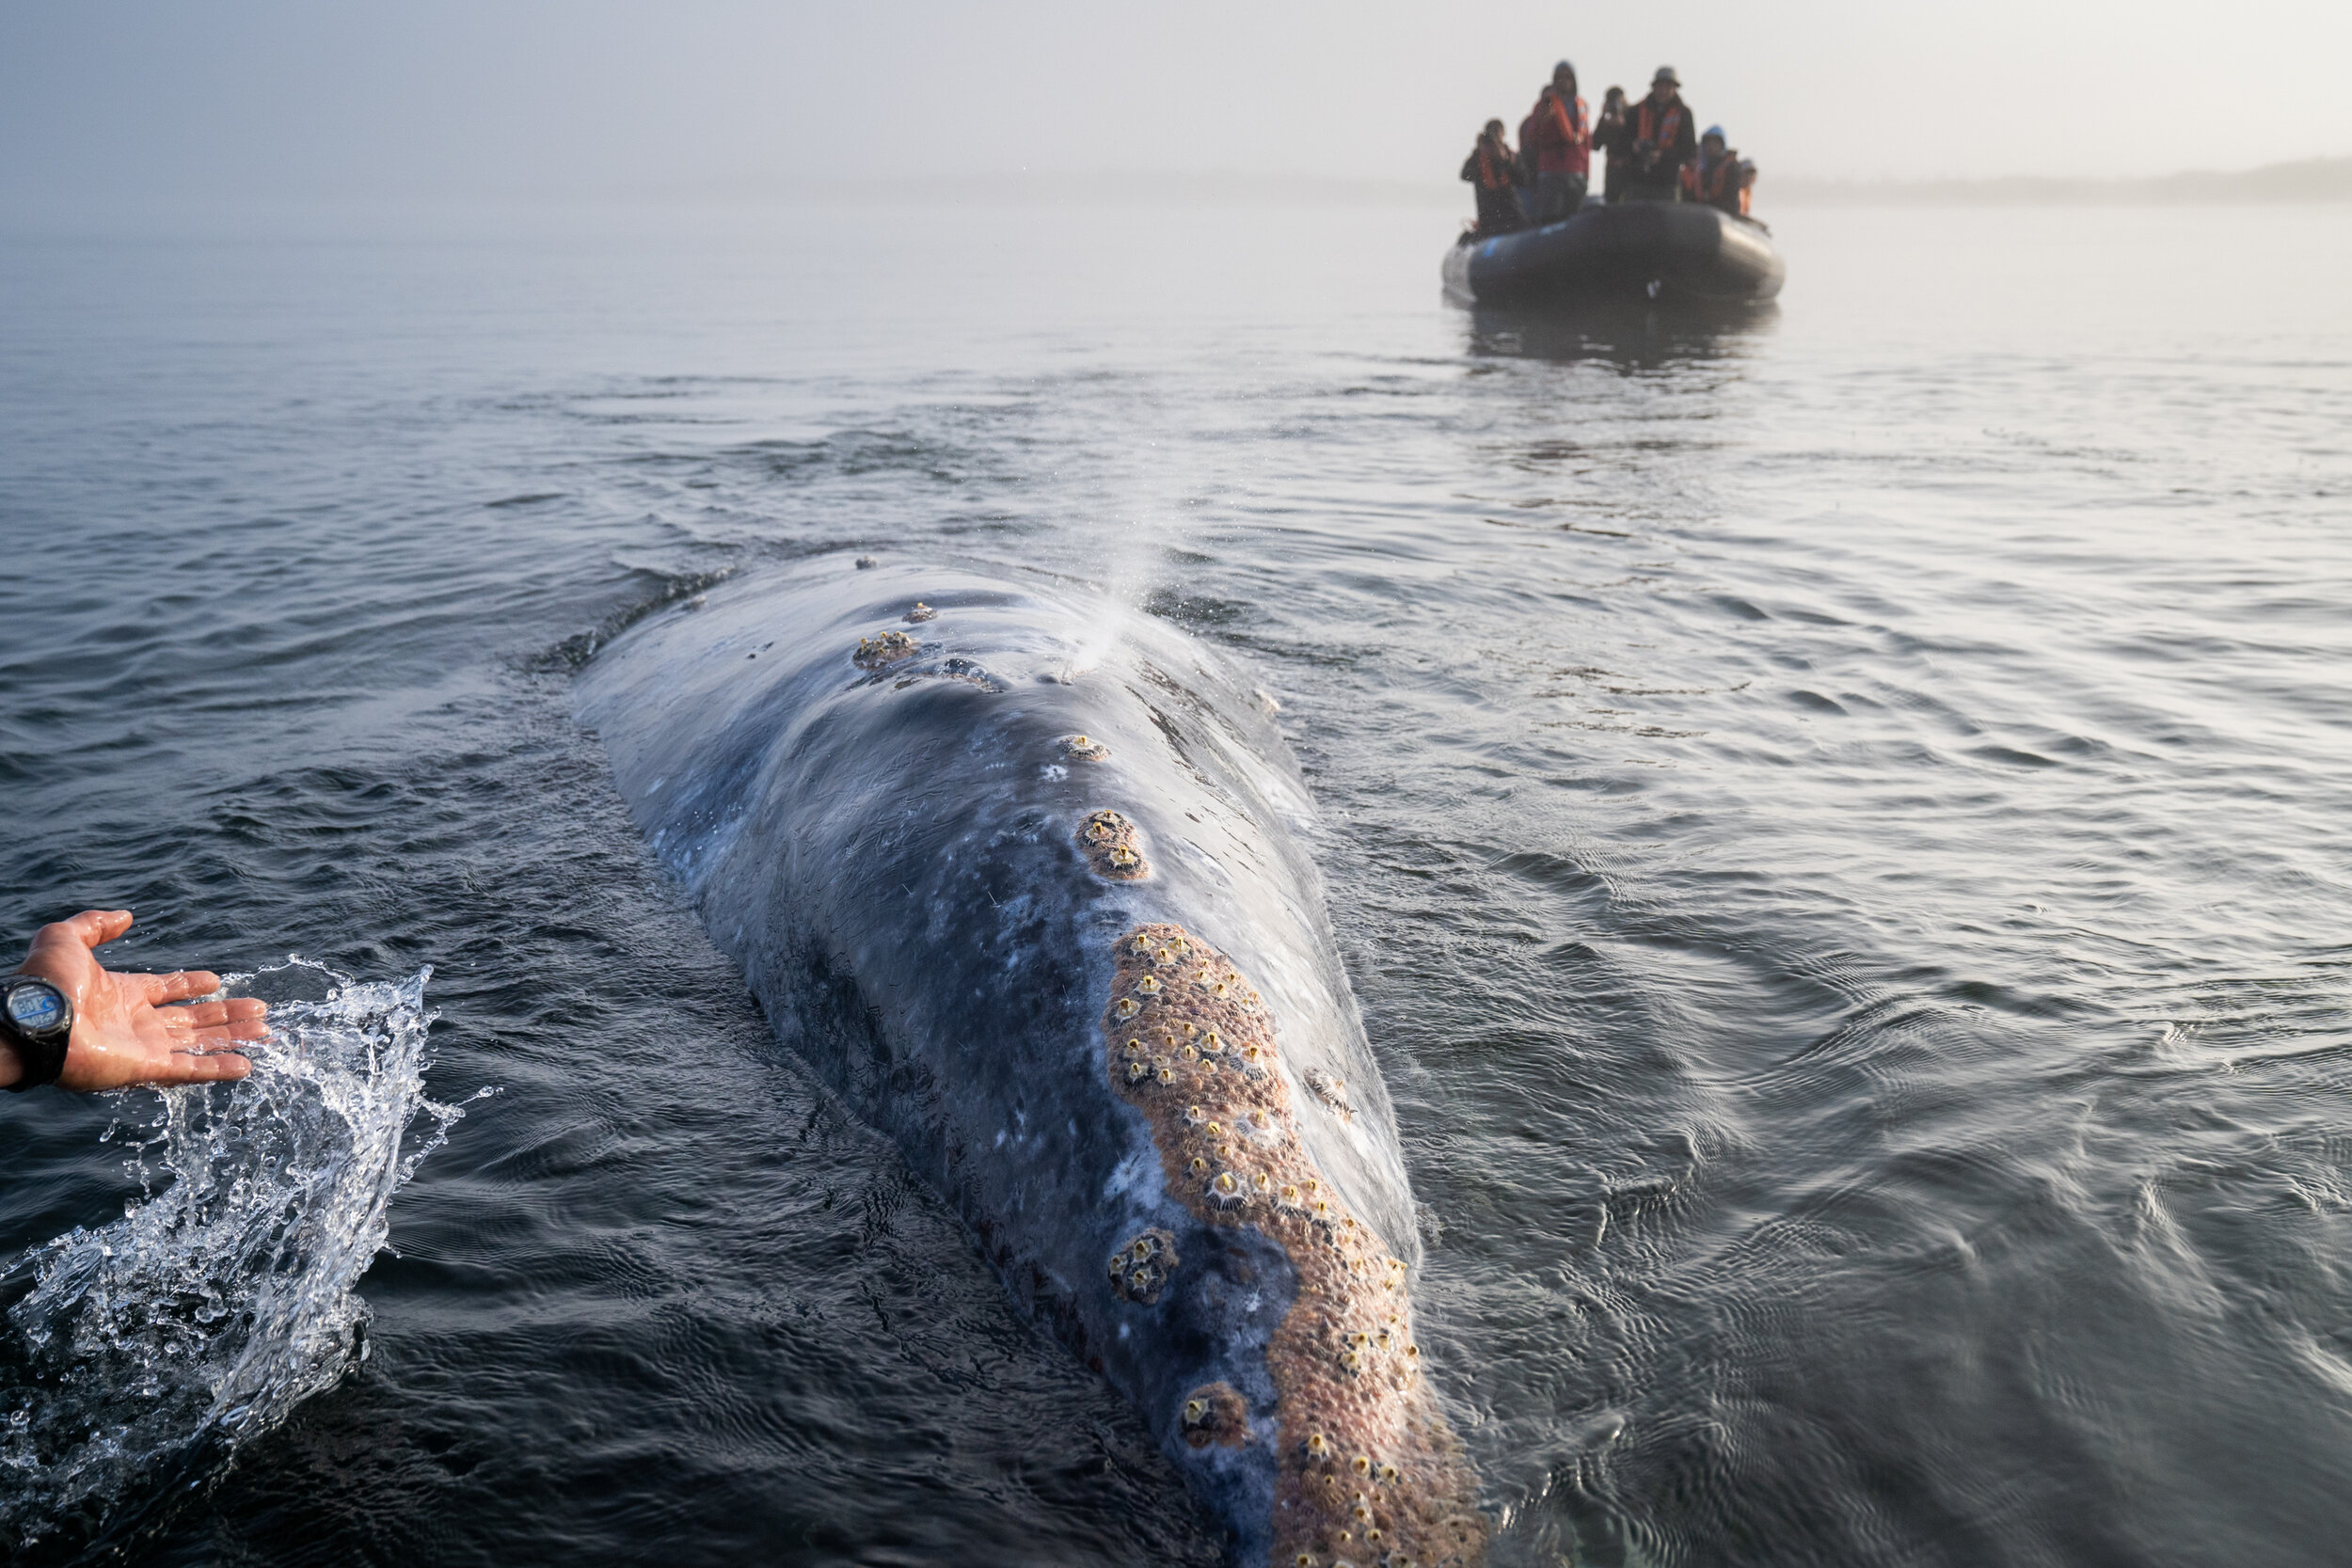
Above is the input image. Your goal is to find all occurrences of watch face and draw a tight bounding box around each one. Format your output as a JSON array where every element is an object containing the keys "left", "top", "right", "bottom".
[{"left": 6, "top": 982, "right": 67, "bottom": 1037}]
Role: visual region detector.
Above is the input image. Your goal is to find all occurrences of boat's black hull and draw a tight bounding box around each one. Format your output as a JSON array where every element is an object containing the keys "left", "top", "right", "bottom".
[{"left": 1443, "top": 199, "right": 1786, "bottom": 307}]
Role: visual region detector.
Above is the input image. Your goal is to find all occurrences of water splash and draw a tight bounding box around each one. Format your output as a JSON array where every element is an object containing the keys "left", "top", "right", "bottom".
[{"left": 0, "top": 961, "right": 477, "bottom": 1550}]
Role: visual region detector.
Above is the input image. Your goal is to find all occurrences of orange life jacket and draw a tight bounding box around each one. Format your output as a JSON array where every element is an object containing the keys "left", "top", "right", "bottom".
[
  {"left": 1531, "top": 88, "right": 1591, "bottom": 177},
  {"left": 1681, "top": 151, "right": 1752, "bottom": 212},
  {"left": 1635, "top": 95, "right": 1685, "bottom": 163},
  {"left": 1475, "top": 140, "right": 1513, "bottom": 191},
  {"left": 1549, "top": 89, "right": 1587, "bottom": 143},
  {"left": 1681, "top": 154, "right": 1735, "bottom": 202}
]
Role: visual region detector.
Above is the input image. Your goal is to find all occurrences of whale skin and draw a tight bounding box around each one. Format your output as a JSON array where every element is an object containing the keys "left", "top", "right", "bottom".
[{"left": 579, "top": 559, "right": 1486, "bottom": 1568}]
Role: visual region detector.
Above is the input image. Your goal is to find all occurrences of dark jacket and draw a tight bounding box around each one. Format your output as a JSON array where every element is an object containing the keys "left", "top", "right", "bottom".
[
  {"left": 1460, "top": 135, "right": 1524, "bottom": 234},
  {"left": 1682, "top": 149, "right": 1756, "bottom": 214},
  {"left": 1627, "top": 91, "right": 1698, "bottom": 190},
  {"left": 1594, "top": 100, "right": 1632, "bottom": 199}
]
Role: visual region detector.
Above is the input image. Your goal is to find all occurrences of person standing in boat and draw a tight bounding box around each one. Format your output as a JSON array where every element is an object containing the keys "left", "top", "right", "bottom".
[
  {"left": 1624, "top": 66, "right": 1697, "bottom": 201},
  {"left": 1518, "top": 59, "right": 1592, "bottom": 224},
  {"left": 1681, "top": 125, "right": 1757, "bottom": 216},
  {"left": 1460, "top": 119, "right": 1524, "bottom": 237},
  {"left": 1594, "top": 86, "right": 1632, "bottom": 202}
]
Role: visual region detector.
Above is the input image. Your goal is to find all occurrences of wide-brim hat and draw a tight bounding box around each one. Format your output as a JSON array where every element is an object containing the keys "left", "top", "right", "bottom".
[{"left": 1653, "top": 65, "right": 1681, "bottom": 87}]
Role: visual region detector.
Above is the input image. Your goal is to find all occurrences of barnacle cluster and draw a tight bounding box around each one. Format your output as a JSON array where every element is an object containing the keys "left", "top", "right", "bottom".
[
  {"left": 852, "top": 614, "right": 1001, "bottom": 689},
  {"left": 1079, "top": 809, "right": 1151, "bottom": 881},
  {"left": 1104, "top": 922, "right": 1486, "bottom": 1568},
  {"left": 904, "top": 601, "right": 937, "bottom": 623},
  {"left": 1109, "top": 1227, "right": 1181, "bottom": 1305},
  {"left": 1061, "top": 733, "right": 1112, "bottom": 761},
  {"left": 1181, "top": 1380, "right": 1251, "bottom": 1450},
  {"left": 852, "top": 629, "right": 919, "bottom": 669}
]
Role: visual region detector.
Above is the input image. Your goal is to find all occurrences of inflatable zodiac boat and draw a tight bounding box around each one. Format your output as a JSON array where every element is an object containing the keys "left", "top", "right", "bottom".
[{"left": 1442, "top": 199, "right": 1785, "bottom": 307}]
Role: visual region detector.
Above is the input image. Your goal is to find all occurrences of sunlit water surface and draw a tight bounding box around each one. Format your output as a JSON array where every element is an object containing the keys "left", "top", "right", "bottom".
[{"left": 0, "top": 198, "right": 2347, "bottom": 1566}]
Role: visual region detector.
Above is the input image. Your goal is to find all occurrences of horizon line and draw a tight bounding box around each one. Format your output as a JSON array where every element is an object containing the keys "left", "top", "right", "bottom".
[{"left": 6, "top": 154, "right": 2348, "bottom": 213}]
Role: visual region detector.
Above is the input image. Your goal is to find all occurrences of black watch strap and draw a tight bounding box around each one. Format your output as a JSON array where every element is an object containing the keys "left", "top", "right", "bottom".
[{"left": 2, "top": 978, "right": 72, "bottom": 1091}]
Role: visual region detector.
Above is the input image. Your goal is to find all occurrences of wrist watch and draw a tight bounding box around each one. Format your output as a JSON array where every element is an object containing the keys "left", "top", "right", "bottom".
[{"left": 1, "top": 974, "right": 74, "bottom": 1091}]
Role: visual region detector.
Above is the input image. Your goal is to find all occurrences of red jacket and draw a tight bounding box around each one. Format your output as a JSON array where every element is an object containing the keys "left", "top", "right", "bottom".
[{"left": 1525, "top": 87, "right": 1590, "bottom": 178}]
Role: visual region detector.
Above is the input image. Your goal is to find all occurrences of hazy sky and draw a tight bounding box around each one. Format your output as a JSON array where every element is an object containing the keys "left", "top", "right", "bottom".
[{"left": 4, "top": 1, "right": 2349, "bottom": 202}]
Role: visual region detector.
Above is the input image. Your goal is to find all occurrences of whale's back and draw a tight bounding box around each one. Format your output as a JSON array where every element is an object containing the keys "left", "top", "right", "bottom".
[{"left": 580, "top": 559, "right": 1484, "bottom": 1566}]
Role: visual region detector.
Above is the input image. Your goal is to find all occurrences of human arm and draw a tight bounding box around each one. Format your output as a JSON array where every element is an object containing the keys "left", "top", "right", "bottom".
[{"left": 4, "top": 910, "right": 264, "bottom": 1091}]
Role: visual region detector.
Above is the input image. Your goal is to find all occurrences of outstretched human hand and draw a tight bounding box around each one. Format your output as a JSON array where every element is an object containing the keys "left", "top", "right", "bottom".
[{"left": 7, "top": 910, "right": 265, "bottom": 1091}]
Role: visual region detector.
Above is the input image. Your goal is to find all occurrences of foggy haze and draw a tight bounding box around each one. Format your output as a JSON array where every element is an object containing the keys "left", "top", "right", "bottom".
[{"left": 4, "top": 0, "right": 2348, "bottom": 204}]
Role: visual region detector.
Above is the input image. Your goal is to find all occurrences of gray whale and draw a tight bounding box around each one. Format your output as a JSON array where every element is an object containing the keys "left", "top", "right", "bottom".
[{"left": 579, "top": 558, "right": 1486, "bottom": 1568}]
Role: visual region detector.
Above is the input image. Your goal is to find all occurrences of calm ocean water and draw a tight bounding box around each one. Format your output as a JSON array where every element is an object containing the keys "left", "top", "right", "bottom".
[{"left": 1, "top": 197, "right": 2348, "bottom": 1566}]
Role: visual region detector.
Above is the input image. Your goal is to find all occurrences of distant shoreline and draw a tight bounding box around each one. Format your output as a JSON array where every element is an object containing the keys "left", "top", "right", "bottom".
[
  {"left": 783, "top": 157, "right": 2352, "bottom": 208},
  {"left": 1771, "top": 156, "right": 2352, "bottom": 206},
  {"left": 789, "top": 157, "right": 2352, "bottom": 208}
]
